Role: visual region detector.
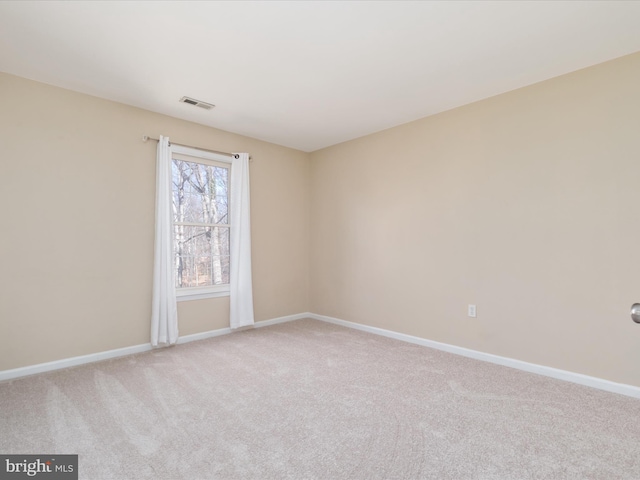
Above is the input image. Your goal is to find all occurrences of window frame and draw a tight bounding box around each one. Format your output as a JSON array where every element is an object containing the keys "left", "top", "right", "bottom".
[{"left": 170, "top": 144, "right": 233, "bottom": 302}]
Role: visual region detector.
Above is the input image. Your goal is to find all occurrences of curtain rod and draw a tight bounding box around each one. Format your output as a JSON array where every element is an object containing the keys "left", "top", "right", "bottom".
[{"left": 142, "top": 135, "right": 240, "bottom": 159}]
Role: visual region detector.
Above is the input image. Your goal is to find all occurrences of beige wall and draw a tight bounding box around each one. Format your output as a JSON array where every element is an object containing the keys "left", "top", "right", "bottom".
[
  {"left": 3, "top": 52, "right": 640, "bottom": 388},
  {"left": 0, "top": 73, "right": 310, "bottom": 370},
  {"left": 310, "top": 52, "right": 640, "bottom": 387}
]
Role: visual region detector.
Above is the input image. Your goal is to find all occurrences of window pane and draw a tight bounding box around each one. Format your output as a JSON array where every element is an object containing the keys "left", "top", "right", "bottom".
[
  {"left": 174, "top": 226, "right": 230, "bottom": 287},
  {"left": 214, "top": 227, "right": 230, "bottom": 257},
  {"left": 218, "top": 255, "right": 230, "bottom": 285},
  {"left": 172, "top": 159, "right": 229, "bottom": 224}
]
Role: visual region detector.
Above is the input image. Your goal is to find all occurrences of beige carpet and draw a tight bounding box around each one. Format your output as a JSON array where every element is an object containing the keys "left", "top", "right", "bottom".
[{"left": 1, "top": 319, "right": 639, "bottom": 479}]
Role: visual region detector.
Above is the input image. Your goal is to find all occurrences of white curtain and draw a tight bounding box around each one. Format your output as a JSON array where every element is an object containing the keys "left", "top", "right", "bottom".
[
  {"left": 151, "top": 136, "right": 179, "bottom": 346},
  {"left": 229, "top": 153, "right": 255, "bottom": 329}
]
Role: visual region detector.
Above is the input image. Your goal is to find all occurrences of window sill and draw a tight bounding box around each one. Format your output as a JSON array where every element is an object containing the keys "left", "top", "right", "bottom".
[{"left": 176, "top": 287, "right": 230, "bottom": 302}]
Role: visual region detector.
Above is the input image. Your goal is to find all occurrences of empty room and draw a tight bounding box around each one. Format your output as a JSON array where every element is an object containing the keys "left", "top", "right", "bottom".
[{"left": 1, "top": 1, "right": 640, "bottom": 479}]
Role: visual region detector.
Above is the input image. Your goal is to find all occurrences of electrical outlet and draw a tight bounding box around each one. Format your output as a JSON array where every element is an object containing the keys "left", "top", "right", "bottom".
[{"left": 468, "top": 304, "right": 477, "bottom": 318}]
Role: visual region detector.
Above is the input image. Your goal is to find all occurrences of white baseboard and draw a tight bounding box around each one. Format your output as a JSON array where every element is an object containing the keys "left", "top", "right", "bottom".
[
  {"left": 254, "top": 312, "right": 310, "bottom": 328},
  {"left": 0, "top": 343, "right": 154, "bottom": 383},
  {"left": 308, "top": 313, "right": 640, "bottom": 399},
  {"left": 174, "top": 327, "right": 232, "bottom": 344},
  {"left": 0, "top": 313, "right": 310, "bottom": 382},
  {"left": 4, "top": 311, "right": 639, "bottom": 400}
]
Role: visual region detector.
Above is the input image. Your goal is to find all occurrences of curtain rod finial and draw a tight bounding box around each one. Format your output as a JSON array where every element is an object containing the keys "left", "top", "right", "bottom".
[{"left": 142, "top": 135, "right": 149, "bottom": 142}]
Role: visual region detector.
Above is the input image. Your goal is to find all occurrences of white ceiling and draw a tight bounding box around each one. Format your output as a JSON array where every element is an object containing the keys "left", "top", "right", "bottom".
[{"left": 1, "top": 1, "right": 640, "bottom": 152}]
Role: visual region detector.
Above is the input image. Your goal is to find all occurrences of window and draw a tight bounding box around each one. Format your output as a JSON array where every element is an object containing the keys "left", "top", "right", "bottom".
[{"left": 171, "top": 145, "right": 232, "bottom": 300}]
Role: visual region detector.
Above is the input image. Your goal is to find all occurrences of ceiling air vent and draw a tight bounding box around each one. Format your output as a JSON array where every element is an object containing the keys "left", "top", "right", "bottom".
[{"left": 179, "top": 96, "right": 215, "bottom": 110}]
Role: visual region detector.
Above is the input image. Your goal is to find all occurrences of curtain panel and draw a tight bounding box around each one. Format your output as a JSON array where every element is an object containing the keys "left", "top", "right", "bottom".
[
  {"left": 230, "top": 153, "right": 255, "bottom": 329},
  {"left": 151, "top": 136, "right": 179, "bottom": 346}
]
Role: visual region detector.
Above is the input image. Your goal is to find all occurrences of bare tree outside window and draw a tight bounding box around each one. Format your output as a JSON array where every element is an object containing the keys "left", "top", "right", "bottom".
[{"left": 171, "top": 157, "right": 230, "bottom": 288}]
